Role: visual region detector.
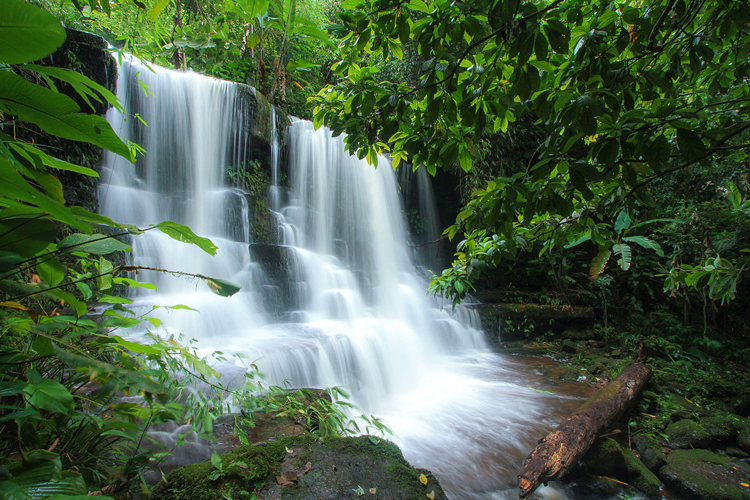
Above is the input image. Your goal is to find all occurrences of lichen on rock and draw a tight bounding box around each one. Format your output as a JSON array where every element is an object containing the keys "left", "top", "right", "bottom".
[{"left": 151, "top": 435, "right": 448, "bottom": 500}]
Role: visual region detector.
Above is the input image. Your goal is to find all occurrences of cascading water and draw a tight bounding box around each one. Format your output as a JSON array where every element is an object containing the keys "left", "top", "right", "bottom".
[{"left": 100, "top": 58, "right": 587, "bottom": 500}]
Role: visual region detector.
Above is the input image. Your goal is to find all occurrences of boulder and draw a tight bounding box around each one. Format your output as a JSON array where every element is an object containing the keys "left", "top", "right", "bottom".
[
  {"left": 660, "top": 449, "right": 750, "bottom": 500},
  {"left": 151, "top": 435, "right": 448, "bottom": 500},
  {"left": 631, "top": 434, "right": 666, "bottom": 472},
  {"left": 582, "top": 438, "right": 661, "bottom": 498},
  {"left": 700, "top": 415, "right": 741, "bottom": 442},
  {"left": 665, "top": 419, "right": 712, "bottom": 449},
  {"left": 739, "top": 427, "right": 750, "bottom": 454}
]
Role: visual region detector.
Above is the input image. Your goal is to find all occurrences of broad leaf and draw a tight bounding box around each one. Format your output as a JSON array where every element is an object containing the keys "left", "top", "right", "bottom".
[
  {"left": 151, "top": 221, "right": 218, "bottom": 255},
  {"left": 58, "top": 233, "right": 131, "bottom": 255},
  {"left": 612, "top": 243, "right": 632, "bottom": 271},
  {"left": 622, "top": 235, "right": 665, "bottom": 257},
  {"left": 23, "top": 379, "right": 75, "bottom": 413},
  {"left": 589, "top": 249, "right": 611, "bottom": 277},
  {"left": 0, "top": 218, "right": 56, "bottom": 258},
  {"left": 0, "top": 158, "right": 90, "bottom": 230},
  {"left": 0, "top": 72, "right": 132, "bottom": 160},
  {"left": 0, "top": 0, "right": 66, "bottom": 64},
  {"left": 206, "top": 278, "right": 242, "bottom": 297}
]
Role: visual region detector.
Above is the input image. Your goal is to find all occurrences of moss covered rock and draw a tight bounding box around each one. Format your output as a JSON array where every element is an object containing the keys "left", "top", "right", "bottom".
[
  {"left": 151, "top": 435, "right": 448, "bottom": 500},
  {"left": 700, "top": 415, "right": 741, "bottom": 442},
  {"left": 665, "top": 419, "right": 712, "bottom": 449},
  {"left": 659, "top": 449, "right": 750, "bottom": 500},
  {"left": 739, "top": 427, "right": 750, "bottom": 454},
  {"left": 631, "top": 434, "right": 666, "bottom": 472},
  {"left": 582, "top": 438, "right": 661, "bottom": 497}
]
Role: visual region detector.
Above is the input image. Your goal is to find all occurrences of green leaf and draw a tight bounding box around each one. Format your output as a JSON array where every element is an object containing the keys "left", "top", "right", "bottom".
[
  {"left": 148, "top": 0, "right": 171, "bottom": 20},
  {"left": 58, "top": 233, "right": 131, "bottom": 255},
  {"left": 408, "top": 0, "right": 430, "bottom": 13},
  {"left": 37, "top": 258, "right": 65, "bottom": 287},
  {"left": 23, "top": 379, "right": 75, "bottom": 413},
  {"left": 0, "top": 72, "right": 132, "bottom": 161},
  {"left": 647, "top": 134, "right": 670, "bottom": 171},
  {"left": 612, "top": 243, "right": 632, "bottom": 271},
  {"left": 622, "top": 235, "right": 664, "bottom": 257},
  {"left": 675, "top": 128, "right": 705, "bottom": 161},
  {"left": 0, "top": 218, "right": 56, "bottom": 258},
  {"left": 0, "top": 0, "right": 66, "bottom": 64},
  {"left": 25, "top": 64, "right": 123, "bottom": 114},
  {"left": 614, "top": 210, "right": 631, "bottom": 234},
  {"left": 151, "top": 221, "right": 218, "bottom": 255},
  {"left": 206, "top": 278, "right": 242, "bottom": 297}
]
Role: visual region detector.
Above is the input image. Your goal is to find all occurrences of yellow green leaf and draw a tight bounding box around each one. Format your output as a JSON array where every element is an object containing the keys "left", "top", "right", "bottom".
[{"left": 419, "top": 474, "right": 428, "bottom": 485}]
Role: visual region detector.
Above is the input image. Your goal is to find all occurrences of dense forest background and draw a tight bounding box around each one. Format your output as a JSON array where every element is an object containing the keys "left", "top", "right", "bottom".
[{"left": 1, "top": 0, "right": 750, "bottom": 498}]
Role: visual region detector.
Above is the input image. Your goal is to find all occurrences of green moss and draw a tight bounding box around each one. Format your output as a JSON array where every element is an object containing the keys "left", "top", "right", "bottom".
[
  {"left": 152, "top": 436, "right": 315, "bottom": 500},
  {"left": 583, "top": 438, "right": 661, "bottom": 498},
  {"left": 660, "top": 449, "right": 750, "bottom": 500},
  {"left": 665, "top": 419, "right": 712, "bottom": 449},
  {"left": 700, "top": 415, "right": 740, "bottom": 441}
]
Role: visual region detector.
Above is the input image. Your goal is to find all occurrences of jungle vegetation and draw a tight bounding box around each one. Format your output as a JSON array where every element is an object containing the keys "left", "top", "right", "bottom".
[{"left": 1, "top": 0, "right": 750, "bottom": 498}]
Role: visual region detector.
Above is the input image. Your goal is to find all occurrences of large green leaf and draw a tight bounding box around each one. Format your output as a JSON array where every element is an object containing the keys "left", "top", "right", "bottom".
[
  {"left": 0, "top": 72, "right": 132, "bottom": 161},
  {"left": 0, "top": 0, "right": 66, "bottom": 64},
  {"left": 8, "top": 141, "right": 98, "bottom": 177},
  {"left": 623, "top": 235, "right": 665, "bottom": 257},
  {"left": 151, "top": 221, "right": 218, "bottom": 255},
  {"left": 24, "top": 64, "right": 123, "bottom": 114},
  {"left": 0, "top": 218, "right": 56, "bottom": 258},
  {"left": 0, "top": 157, "right": 90, "bottom": 231},
  {"left": 58, "top": 233, "right": 131, "bottom": 255},
  {"left": 23, "top": 379, "right": 75, "bottom": 414}
]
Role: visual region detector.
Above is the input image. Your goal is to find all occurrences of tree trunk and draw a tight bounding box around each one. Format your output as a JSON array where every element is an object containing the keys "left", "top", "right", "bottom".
[{"left": 517, "top": 362, "right": 652, "bottom": 499}]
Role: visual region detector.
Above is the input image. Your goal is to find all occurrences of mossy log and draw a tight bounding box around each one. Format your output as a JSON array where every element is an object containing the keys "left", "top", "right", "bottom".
[{"left": 517, "top": 363, "right": 652, "bottom": 499}]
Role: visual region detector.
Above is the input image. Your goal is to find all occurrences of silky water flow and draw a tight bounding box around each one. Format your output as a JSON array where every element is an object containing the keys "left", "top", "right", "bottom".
[{"left": 99, "top": 58, "right": 587, "bottom": 500}]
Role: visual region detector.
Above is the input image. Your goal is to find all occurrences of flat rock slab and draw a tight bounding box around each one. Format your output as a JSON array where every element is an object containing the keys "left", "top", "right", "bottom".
[
  {"left": 152, "top": 435, "right": 447, "bottom": 500},
  {"left": 660, "top": 449, "right": 750, "bottom": 500}
]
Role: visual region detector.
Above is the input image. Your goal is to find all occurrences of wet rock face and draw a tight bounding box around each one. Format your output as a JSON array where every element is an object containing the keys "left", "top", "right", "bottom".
[
  {"left": 151, "top": 435, "right": 448, "bottom": 500},
  {"left": 659, "top": 449, "right": 750, "bottom": 500}
]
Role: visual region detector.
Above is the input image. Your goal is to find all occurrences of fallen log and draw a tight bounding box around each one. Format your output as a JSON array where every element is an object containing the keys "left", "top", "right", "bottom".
[{"left": 517, "top": 362, "right": 652, "bottom": 499}]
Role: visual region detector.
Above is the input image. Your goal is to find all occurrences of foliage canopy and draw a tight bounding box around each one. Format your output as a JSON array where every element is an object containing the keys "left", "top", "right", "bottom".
[{"left": 311, "top": 0, "right": 750, "bottom": 305}]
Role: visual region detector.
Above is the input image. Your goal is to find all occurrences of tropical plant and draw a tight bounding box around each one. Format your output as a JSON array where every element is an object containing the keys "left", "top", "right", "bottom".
[{"left": 310, "top": 0, "right": 750, "bottom": 304}]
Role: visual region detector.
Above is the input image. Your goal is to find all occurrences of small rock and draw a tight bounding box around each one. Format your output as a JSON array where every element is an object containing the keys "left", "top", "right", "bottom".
[
  {"left": 665, "top": 419, "right": 712, "bottom": 449},
  {"left": 660, "top": 449, "right": 750, "bottom": 500},
  {"left": 631, "top": 434, "right": 667, "bottom": 472}
]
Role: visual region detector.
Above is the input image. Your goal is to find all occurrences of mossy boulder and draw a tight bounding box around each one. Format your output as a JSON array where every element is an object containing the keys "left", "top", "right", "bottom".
[
  {"left": 152, "top": 435, "right": 448, "bottom": 500},
  {"left": 631, "top": 434, "right": 667, "bottom": 472},
  {"left": 582, "top": 438, "right": 661, "bottom": 497},
  {"left": 700, "top": 415, "right": 741, "bottom": 442},
  {"left": 665, "top": 419, "right": 712, "bottom": 449},
  {"left": 739, "top": 427, "right": 750, "bottom": 454},
  {"left": 659, "top": 449, "right": 750, "bottom": 500}
]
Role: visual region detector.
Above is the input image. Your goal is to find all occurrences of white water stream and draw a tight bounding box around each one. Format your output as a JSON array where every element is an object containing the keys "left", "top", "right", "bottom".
[{"left": 99, "top": 59, "right": 585, "bottom": 500}]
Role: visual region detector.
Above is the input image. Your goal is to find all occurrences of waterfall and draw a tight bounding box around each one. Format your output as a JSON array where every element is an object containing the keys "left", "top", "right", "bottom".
[{"left": 99, "top": 58, "right": 583, "bottom": 500}]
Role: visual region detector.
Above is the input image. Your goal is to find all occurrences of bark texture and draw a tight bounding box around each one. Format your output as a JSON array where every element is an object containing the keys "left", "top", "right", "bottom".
[{"left": 517, "top": 362, "right": 652, "bottom": 499}]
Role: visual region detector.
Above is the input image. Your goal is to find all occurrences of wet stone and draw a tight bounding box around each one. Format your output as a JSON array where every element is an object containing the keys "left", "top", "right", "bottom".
[{"left": 659, "top": 449, "right": 750, "bottom": 500}]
